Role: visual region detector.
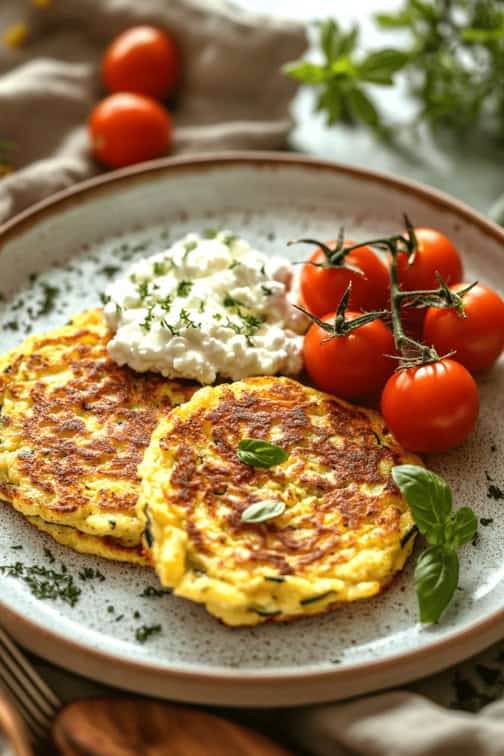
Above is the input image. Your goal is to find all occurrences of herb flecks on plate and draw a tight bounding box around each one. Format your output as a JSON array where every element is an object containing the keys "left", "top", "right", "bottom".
[{"left": 393, "top": 464, "right": 478, "bottom": 624}]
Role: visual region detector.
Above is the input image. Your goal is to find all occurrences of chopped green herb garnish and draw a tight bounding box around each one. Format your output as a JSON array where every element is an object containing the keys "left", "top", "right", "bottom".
[
  {"left": 221, "top": 232, "right": 237, "bottom": 247},
  {"left": 480, "top": 517, "right": 494, "bottom": 527},
  {"left": 223, "top": 294, "right": 243, "bottom": 308},
  {"left": 228, "top": 260, "right": 240, "bottom": 270},
  {"left": 261, "top": 285, "right": 273, "bottom": 296},
  {"left": 0, "top": 562, "right": 81, "bottom": 606},
  {"left": 10, "top": 545, "right": 23, "bottom": 551},
  {"left": 153, "top": 261, "right": 167, "bottom": 276},
  {"left": 160, "top": 320, "right": 181, "bottom": 337},
  {"left": 99, "top": 265, "right": 120, "bottom": 279},
  {"left": 264, "top": 575, "right": 285, "bottom": 583},
  {"left": 107, "top": 605, "right": 115, "bottom": 613},
  {"left": 100, "top": 293, "right": 111, "bottom": 305},
  {"left": 135, "top": 624, "right": 162, "bottom": 643},
  {"left": 300, "top": 591, "right": 332, "bottom": 606},
  {"left": 37, "top": 283, "right": 59, "bottom": 317},
  {"left": 140, "top": 586, "right": 166, "bottom": 598},
  {"left": 115, "top": 614, "right": 124, "bottom": 622},
  {"left": 44, "top": 548, "right": 55, "bottom": 564},
  {"left": 250, "top": 608, "right": 281, "bottom": 617},
  {"left": 183, "top": 240, "right": 198, "bottom": 258},
  {"left": 179, "top": 309, "right": 199, "bottom": 329},
  {"left": 177, "top": 280, "right": 193, "bottom": 297},
  {"left": 140, "top": 308, "right": 154, "bottom": 332},
  {"left": 78, "top": 567, "right": 105, "bottom": 582},
  {"left": 137, "top": 281, "right": 149, "bottom": 299},
  {"left": 203, "top": 228, "right": 219, "bottom": 239}
]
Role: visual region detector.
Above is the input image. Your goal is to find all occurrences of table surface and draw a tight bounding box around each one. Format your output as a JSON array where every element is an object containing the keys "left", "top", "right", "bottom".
[{"left": 3, "top": 1, "right": 504, "bottom": 753}]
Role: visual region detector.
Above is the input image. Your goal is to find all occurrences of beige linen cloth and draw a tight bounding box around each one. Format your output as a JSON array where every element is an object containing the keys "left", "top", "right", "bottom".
[
  {"left": 2, "top": 2, "right": 504, "bottom": 755},
  {"left": 0, "top": 0, "right": 305, "bottom": 222}
]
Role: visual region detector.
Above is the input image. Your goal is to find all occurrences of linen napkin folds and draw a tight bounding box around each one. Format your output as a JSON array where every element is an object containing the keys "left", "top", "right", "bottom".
[{"left": 0, "top": 0, "right": 306, "bottom": 222}]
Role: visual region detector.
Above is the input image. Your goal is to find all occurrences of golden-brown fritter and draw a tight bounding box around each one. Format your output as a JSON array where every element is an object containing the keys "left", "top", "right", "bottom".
[
  {"left": 139, "top": 376, "right": 421, "bottom": 626},
  {"left": 0, "top": 309, "right": 196, "bottom": 560}
]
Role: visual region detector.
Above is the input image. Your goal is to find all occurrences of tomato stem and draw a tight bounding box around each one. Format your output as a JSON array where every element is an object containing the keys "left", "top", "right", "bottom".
[{"left": 294, "top": 216, "right": 477, "bottom": 368}]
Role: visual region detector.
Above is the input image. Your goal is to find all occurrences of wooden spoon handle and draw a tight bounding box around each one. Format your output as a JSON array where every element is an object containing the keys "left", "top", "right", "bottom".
[
  {"left": 53, "top": 698, "right": 293, "bottom": 756},
  {"left": 0, "top": 691, "right": 34, "bottom": 756}
]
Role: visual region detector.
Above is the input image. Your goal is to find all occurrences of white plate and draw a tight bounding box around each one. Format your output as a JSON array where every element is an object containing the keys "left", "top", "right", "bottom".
[{"left": 1, "top": 153, "right": 503, "bottom": 707}]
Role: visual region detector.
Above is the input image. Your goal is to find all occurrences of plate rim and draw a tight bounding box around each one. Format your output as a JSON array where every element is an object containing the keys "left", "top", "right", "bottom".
[{"left": 1, "top": 150, "right": 504, "bottom": 702}]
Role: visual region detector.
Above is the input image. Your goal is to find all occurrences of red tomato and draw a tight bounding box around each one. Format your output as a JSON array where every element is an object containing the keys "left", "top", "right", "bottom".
[
  {"left": 89, "top": 93, "right": 172, "bottom": 169},
  {"left": 303, "top": 312, "right": 396, "bottom": 399},
  {"left": 396, "top": 228, "right": 463, "bottom": 291},
  {"left": 423, "top": 283, "right": 504, "bottom": 372},
  {"left": 102, "top": 26, "right": 179, "bottom": 100},
  {"left": 381, "top": 359, "right": 479, "bottom": 453},
  {"left": 300, "top": 241, "right": 389, "bottom": 318}
]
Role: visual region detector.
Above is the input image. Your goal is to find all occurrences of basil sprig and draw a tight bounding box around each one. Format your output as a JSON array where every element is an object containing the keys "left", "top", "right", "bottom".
[
  {"left": 241, "top": 499, "right": 286, "bottom": 524},
  {"left": 393, "top": 465, "right": 478, "bottom": 624},
  {"left": 237, "top": 438, "right": 288, "bottom": 468}
]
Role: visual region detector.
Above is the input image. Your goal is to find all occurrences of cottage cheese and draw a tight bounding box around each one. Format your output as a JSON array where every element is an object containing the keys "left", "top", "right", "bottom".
[{"left": 104, "top": 231, "right": 304, "bottom": 384}]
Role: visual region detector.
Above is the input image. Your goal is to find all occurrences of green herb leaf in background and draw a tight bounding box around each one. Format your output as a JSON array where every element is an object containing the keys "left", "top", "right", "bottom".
[
  {"left": 241, "top": 499, "right": 286, "bottom": 524},
  {"left": 285, "top": 2, "right": 504, "bottom": 142},
  {"left": 237, "top": 438, "right": 288, "bottom": 468},
  {"left": 393, "top": 464, "right": 478, "bottom": 623}
]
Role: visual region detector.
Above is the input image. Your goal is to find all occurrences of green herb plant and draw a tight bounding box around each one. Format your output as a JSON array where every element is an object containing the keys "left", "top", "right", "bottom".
[
  {"left": 393, "top": 465, "right": 478, "bottom": 623},
  {"left": 285, "top": 2, "right": 504, "bottom": 141}
]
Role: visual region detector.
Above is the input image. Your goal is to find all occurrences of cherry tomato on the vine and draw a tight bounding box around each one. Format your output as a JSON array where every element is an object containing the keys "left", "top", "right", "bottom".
[
  {"left": 300, "top": 241, "right": 389, "bottom": 318},
  {"left": 381, "top": 359, "right": 479, "bottom": 453},
  {"left": 423, "top": 283, "right": 504, "bottom": 373},
  {"left": 303, "top": 311, "right": 396, "bottom": 399},
  {"left": 102, "top": 26, "right": 179, "bottom": 100},
  {"left": 396, "top": 228, "right": 463, "bottom": 291},
  {"left": 89, "top": 93, "right": 172, "bottom": 168},
  {"left": 394, "top": 228, "right": 463, "bottom": 336}
]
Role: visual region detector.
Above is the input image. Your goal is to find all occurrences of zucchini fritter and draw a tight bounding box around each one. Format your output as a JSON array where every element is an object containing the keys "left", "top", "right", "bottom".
[
  {"left": 0, "top": 309, "right": 196, "bottom": 560},
  {"left": 140, "top": 377, "right": 421, "bottom": 626}
]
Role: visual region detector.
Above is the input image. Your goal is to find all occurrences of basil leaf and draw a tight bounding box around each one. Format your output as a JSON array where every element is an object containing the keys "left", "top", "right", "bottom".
[
  {"left": 415, "top": 545, "right": 459, "bottom": 624},
  {"left": 358, "top": 49, "right": 410, "bottom": 85},
  {"left": 449, "top": 507, "right": 478, "bottom": 548},
  {"left": 241, "top": 500, "right": 285, "bottom": 524},
  {"left": 392, "top": 465, "right": 452, "bottom": 545},
  {"left": 237, "top": 439, "right": 288, "bottom": 469}
]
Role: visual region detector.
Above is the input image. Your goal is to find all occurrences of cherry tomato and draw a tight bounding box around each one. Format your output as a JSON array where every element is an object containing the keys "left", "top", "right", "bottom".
[
  {"left": 300, "top": 241, "right": 389, "bottom": 318},
  {"left": 303, "top": 312, "right": 396, "bottom": 399},
  {"left": 102, "top": 26, "right": 179, "bottom": 100},
  {"left": 89, "top": 93, "right": 172, "bottom": 168},
  {"left": 396, "top": 228, "right": 463, "bottom": 291},
  {"left": 423, "top": 283, "right": 504, "bottom": 373},
  {"left": 381, "top": 359, "right": 479, "bottom": 453}
]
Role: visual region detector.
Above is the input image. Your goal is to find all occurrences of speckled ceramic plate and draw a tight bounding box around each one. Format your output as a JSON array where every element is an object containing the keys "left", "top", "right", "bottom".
[{"left": 0, "top": 153, "right": 503, "bottom": 707}]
